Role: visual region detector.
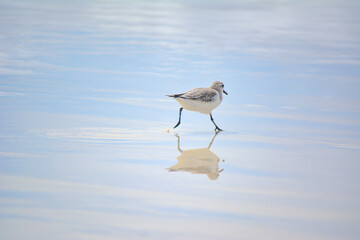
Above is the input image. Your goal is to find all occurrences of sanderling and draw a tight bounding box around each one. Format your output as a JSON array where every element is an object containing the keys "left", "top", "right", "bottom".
[{"left": 167, "top": 81, "right": 228, "bottom": 131}]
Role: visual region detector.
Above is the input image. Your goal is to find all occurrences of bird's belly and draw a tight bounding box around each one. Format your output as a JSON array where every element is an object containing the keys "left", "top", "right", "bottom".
[{"left": 176, "top": 98, "right": 220, "bottom": 114}]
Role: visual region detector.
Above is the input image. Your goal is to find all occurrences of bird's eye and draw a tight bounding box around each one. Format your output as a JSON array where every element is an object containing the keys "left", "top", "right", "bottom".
[{"left": 222, "top": 84, "right": 224, "bottom": 88}]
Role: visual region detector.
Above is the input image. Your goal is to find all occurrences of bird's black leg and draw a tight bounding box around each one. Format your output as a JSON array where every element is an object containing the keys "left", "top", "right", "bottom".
[
  {"left": 173, "top": 107, "right": 183, "bottom": 129},
  {"left": 210, "top": 113, "right": 223, "bottom": 131}
]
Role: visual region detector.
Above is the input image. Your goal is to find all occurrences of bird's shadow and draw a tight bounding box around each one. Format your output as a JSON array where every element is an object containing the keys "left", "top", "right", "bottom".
[{"left": 166, "top": 130, "right": 224, "bottom": 180}]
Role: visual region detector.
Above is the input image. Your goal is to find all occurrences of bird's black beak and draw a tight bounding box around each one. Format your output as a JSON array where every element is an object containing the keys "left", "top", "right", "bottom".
[{"left": 223, "top": 89, "right": 228, "bottom": 95}]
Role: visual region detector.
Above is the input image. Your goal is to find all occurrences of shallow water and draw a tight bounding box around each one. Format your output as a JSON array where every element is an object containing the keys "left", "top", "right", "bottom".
[{"left": 0, "top": 0, "right": 359, "bottom": 239}]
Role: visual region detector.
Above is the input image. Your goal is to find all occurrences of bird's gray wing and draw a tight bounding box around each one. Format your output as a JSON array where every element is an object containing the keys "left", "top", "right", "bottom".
[{"left": 180, "top": 88, "right": 217, "bottom": 102}]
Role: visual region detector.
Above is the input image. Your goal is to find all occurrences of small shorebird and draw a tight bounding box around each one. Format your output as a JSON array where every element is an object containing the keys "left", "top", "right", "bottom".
[{"left": 167, "top": 81, "right": 228, "bottom": 131}]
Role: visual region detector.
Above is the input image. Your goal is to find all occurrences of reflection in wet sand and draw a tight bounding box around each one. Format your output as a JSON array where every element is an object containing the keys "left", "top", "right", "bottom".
[{"left": 167, "top": 131, "right": 224, "bottom": 180}]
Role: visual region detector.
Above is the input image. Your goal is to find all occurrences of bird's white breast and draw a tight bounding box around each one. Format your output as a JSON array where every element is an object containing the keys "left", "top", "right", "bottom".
[{"left": 175, "top": 93, "right": 221, "bottom": 114}]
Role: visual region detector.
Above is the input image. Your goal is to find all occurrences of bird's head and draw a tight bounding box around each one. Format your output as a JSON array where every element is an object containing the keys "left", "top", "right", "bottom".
[{"left": 210, "top": 81, "right": 228, "bottom": 95}]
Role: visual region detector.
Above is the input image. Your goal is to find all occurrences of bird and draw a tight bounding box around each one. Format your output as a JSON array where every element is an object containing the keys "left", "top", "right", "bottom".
[{"left": 167, "top": 81, "right": 228, "bottom": 131}]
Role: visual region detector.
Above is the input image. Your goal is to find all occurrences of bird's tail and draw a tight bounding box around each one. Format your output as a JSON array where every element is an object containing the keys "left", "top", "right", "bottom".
[{"left": 166, "top": 93, "right": 184, "bottom": 98}]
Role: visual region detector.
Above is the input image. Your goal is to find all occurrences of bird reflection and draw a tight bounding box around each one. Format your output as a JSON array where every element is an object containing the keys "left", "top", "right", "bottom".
[{"left": 167, "top": 131, "right": 224, "bottom": 180}]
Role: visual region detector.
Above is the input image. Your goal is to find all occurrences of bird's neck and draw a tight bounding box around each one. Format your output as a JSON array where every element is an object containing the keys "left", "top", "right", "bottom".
[
  {"left": 211, "top": 87, "right": 222, "bottom": 100},
  {"left": 218, "top": 91, "right": 223, "bottom": 101}
]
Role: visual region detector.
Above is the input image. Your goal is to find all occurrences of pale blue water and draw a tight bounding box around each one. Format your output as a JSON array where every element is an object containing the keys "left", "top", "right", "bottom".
[{"left": 0, "top": 0, "right": 359, "bottom": 239}]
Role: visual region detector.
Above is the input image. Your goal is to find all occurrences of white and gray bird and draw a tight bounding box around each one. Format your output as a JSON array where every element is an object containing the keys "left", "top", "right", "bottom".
[{"left": 167, "top": 81, "right": 228, "bottom": 131}]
